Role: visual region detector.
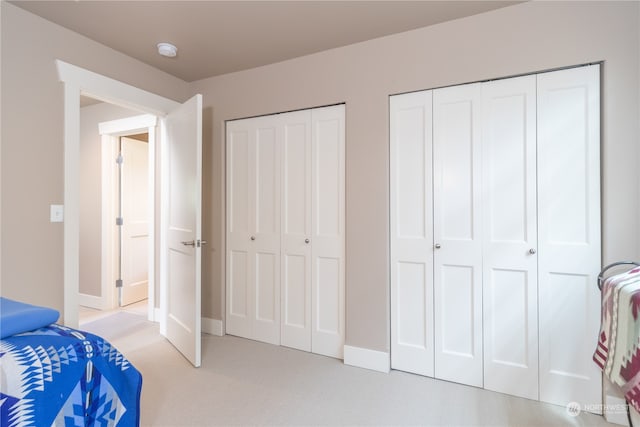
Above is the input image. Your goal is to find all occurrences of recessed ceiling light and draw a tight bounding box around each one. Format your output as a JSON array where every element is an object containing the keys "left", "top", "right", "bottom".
[{"left": 157, "top": 42, "right": 177, "bottom": 58}]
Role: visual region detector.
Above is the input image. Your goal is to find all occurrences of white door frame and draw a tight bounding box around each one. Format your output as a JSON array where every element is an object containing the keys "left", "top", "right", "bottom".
[
  {"left": 98, "top": 114, "right": 157, "bottom": 320},
  {"left": 56, "top": 60, "right": 180, "bottom": 328}
]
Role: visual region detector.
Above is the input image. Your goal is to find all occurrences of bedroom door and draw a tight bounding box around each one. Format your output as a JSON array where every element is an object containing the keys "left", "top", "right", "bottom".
[
  {"left": 119, "top": 136, "right": 150, "bottom": 307},
  {"left": 162, "top": 94, "right": 203, "bottom": 368}
]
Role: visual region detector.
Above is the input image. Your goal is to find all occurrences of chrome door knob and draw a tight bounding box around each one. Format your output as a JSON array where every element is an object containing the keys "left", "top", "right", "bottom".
[
  {"left": 250, "top": 236, "right": 256, "bottom": 241},
  {"left": 305, "top": 238, "right": 310, "bottom": 244},
  {"left": 529, "top": 248, "right": 536, "bottom": 255},
  {"left": 435, "top": 243, "right": 442, "bottom": 249}
]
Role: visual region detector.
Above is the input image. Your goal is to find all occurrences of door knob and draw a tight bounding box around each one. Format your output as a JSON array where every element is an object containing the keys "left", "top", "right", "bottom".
[
  {"left": 199, "top": 240, "right": 208, "bottom": 246},
  {"left": 435, "top": 243, "right": 442, "bottom": 249},
  {"left": 305, "top": 238, "right": 310, "bottom": 244},
  {"left": 529, "top": 248, "right": 536, "bottom": 255},
  {"left": 181, "top": 240, "right": 196, "bottom": 247},
  {"left": 250, "top": 236, "right": 256, "bottom": 241}
]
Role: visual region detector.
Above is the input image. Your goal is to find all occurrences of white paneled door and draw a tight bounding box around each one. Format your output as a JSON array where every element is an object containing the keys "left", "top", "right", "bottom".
[
  {"left": 281, "top": 110, "right": 313, "bottom": 352},
  {"left": 120, "top": 136, "right": 150, "bottom": 307},
  {"left": 537, "top": 65, "right": 601, "bottom": 410},
  {"left": 163, "top": 94, "right": 202, "bottom": 368},
  {"left": 226, "top": 116, "right": 281, "bottom": 345},
  {"left": 226, "top": 105, "right": 345, "bottom": 358},
  {"left": 310, "top": 105, "right": 346, "bottom": 359},
  {"left": 481, "top": 75, "right": 539, "bottom": 400},
  {"left": 433, "top": 83, "right": 484, "bottom": 388},
  {"left": 390, "top": 90, "right": 434, "bottom": 377}
]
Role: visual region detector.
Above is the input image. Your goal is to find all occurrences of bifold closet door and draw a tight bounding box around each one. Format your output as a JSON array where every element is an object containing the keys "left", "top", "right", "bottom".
[
  {"left": 227, "top": 105, "right": 345, "bottom": 358},
  {"left": 481, "top": 75, "right": 539, "bottom": 400},
  {"left": 281, "top": 110, "right": 313, "bottom": 352},
  {"left": 390, "top": 91, "right": 434, "bottom": 377},
  {"left": 310, "top": 105, "right": 346, "bottom": 359},
  {"left": 433, "top": 83, "right": 483, "bottom": 387},
  {"left": 226, "top": 116, "right": 281, "bottom": 345},
  {"left": 537, "top": 65, "right": 601, "bottom": 409}
]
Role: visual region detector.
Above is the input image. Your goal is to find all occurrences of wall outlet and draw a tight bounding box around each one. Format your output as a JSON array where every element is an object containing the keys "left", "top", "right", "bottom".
[{"left": 50, "top": 204, "right": 64, "bottom": 222}]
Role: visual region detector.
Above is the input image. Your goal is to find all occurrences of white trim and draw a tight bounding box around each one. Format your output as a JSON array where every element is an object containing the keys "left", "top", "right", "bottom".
[
  {"left": 57, "top": 60, "right": 179, "bottom": 329},
  {"left": 604, "top": 394, "right": 629, "bottom": 425},
  {"left": 78, "top": 293, "right": 105, "bottom": 310},
  {"left": 99, "top": 114, "right": 157, "bottom": 136},
  {"left": 202, "top": 317, "right": 224, "bottom": 336},
  {"left": 343, "top": 345, "right": 390, "bottom": 373},
  {"left": 56, "top": 60, "right": 179, "bottom": 115},
  {"left": 101, "top": 135, "right": 117, "bottom": 311}
]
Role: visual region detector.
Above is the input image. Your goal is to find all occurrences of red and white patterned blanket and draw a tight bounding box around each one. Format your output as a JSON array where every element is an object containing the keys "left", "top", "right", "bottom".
[{"left": 594, "top": 266, "right": 640, "bottom": 412}]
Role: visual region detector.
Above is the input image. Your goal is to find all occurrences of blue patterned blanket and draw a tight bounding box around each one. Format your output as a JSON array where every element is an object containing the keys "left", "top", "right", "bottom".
[{"left": 0, "top": 324, "right": 142, "bottom": 426}]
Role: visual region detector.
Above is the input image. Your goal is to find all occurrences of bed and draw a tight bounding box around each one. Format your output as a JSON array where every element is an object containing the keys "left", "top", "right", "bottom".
[{"left": 0, "top": 297, "right": 142, "bottom": 426}]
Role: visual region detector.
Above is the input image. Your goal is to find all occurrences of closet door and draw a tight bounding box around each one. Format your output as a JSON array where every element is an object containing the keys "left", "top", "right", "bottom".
[
  {"left": 226, "top": 121, "right": 253, "bottom": 339},
  {"left": 281, "top": 110, "right": 313, "bottom": 352},
  {"left": 390, "top": 90, "right": 434, "bottom": 377},
  {"left": 481, "top": 75, "right": 539, "bottom": 399},
  {"left": 311, "top": 105, "right": 346, "bottom": 358},
  {"left": 226, "top": 117, "right": 281, "bottom": 345},
  {"left": 433, "top": 83, "right": 483, "bottom": 387},
  {"left": 537, "top": 65, "right": 601, "bottom": 410}
]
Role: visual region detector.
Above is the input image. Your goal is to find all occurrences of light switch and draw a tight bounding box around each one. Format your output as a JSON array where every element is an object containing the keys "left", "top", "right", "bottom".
[{"left": 50, "top": 204, "right": 64, "bottom": 222}]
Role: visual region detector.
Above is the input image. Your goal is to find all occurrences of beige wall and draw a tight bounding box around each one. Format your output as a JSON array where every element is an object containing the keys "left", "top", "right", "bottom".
[
  {"left": 79, "top": 102, "right": 141, "bottom": 297},
  {"left": 192, "top": 0, "right": 640, "bottom": 352},
  {"left": 0, "top": 2, "right": 189, "bottom": 314},
  {"left": 1, "top": 1, "right": 639, "bottom": 354}
]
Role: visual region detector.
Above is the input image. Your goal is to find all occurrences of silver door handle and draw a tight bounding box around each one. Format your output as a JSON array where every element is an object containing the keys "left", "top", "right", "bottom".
[
  {"left": 200, "top": 240, "right": 208, "bottom": 246},
  {"left": 250, "top": 236, "right": 256, "bottom": 241},
  {"left": 181, "top": 240, "right": 196, "bottom": 247},
  {"left": 435, "top": 243, "right": 442, "bottom": 249},
  {"left": 305, "top": 238, "right": 310, "bottom": 244},
  {"left": 529, "top": 248, "right": 536, "bottom": 255}
]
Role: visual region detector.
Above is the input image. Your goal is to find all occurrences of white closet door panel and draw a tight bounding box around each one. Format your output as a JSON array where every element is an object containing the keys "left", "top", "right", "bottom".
[
  {"left": 537, "top": 65, "right": 601, "bottom": 410},
  {"left": 281, "top": 110, "right": 312, "bottom": 351},
  {"left": 481, "top": 76, "right": 539, "bottom": 400},
  {"left": 433, "top": 83, "right": 483, "bottom": 387},
  {"left": 252, "top": 119, "right": 281, "bottom": 344},
  {"left": 311, "top": 105, "right": 345, "bottom": 359},
  {"left": 390, "top": 91, "right": 434, "bottom": 377},
  {"left": 226, "top": 123, "right": 253, "bottom": 338}
]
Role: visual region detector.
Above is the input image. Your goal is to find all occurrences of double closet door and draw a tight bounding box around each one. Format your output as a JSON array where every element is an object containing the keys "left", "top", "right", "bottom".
[
  {"left": 226, "top": 105, "right": 345, "bottom": 359},
  {"left": 390, "top": 65, "right": 601, "bottom": 408}
]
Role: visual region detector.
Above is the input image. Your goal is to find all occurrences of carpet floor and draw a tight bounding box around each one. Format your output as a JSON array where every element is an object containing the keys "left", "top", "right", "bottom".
[{"left": 80, "top": 312, "right": 615, "bottom": 426}]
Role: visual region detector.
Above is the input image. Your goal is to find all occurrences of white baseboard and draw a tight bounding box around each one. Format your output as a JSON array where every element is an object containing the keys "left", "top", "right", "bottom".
[
  {"left": 343, "top": 345, "right": 390, "bottom": 373},
  {"left": 202, "top": 317, "right": 223, "bottom": 336},
  {"left": 78, "top": 293, "right": 104, "bottom": 310},
  {"left": 605, "top": 394, "right": 631, "bottom": 425}
]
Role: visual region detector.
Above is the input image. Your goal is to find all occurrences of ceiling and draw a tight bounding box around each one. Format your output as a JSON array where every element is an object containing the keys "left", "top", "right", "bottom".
[{"left": 11, "top": 1, "right": 520, "bottom": 82}]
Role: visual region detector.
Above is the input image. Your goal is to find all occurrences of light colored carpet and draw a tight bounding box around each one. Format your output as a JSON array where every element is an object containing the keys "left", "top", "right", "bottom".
[{"left": 80, "top": 314, "right": 616, "bottom": 426}]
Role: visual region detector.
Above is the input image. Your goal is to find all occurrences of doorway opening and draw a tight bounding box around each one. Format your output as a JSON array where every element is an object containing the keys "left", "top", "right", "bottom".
[{"left": 77, "top": 102, "right": 157, "bottom": 327}]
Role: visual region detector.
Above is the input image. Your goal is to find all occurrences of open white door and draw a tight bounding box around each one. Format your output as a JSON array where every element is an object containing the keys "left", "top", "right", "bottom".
[{"left": 162, "top": 94, "right": 203, "bottom": 367}]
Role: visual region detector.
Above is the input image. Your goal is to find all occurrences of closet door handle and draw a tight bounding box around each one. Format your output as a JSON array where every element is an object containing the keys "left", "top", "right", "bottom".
[
  {"left": 529, "top": 248, "right": 537, "bottom": 255},
  {"left": 305, "top": 238, "right": 310, "bottom": 244},
  {"left": 181, "top": 240, "right": 196, "bottom": 247},
  {"left": 250, "top": 236, "right": 256, "bottom": 241},
  {"left": 434, "top": 243, "right": 442, "bottom": 249}
]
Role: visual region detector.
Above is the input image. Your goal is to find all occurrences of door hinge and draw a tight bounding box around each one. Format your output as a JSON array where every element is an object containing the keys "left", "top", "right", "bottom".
[
  {"left": 116, "top": 217, "right": 123, "bottom": 226},
  {"left": 115, "top": 279, "right": 123, "bottom": 288}
]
